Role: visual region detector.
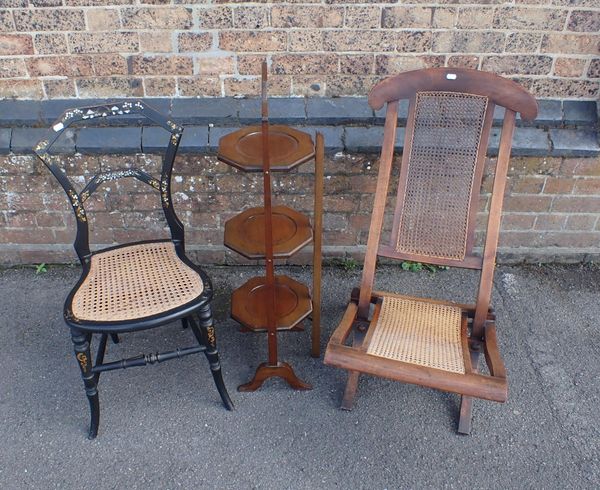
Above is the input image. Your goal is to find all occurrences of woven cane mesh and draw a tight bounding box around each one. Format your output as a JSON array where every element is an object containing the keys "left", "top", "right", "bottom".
[
  {"left": 396, "top": 91, "right": 488, "bottom": 260},
  {"left": 366, "top": 296, "right": 465, "bottom": 374},
  {"left": 72, "top": 242, "right": 203, "bottom": 322}
]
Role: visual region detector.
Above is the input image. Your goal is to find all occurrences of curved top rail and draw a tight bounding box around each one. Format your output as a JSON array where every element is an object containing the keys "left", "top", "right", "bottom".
[{"left": 368, "top": 68, "right": 538, "bottom": 121}]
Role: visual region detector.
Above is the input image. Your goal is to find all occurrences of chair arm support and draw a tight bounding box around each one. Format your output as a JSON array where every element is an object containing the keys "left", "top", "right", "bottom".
[
  {"left": 324, "top": 303, "right": 358, "bottom": 357},
  {"left": 484, "top": 322, "right": 506, "bottom": 379}
]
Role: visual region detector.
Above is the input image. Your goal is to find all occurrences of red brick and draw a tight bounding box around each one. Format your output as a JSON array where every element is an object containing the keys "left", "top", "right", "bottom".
[
  {"left": 86, "top": 8, "right": 120, "bottom": 31},
  {"left": 541, "top": 33, "right": 599, "bottom": 55},
  {"left": 178, "top": 33, "right": 212, "bottom": 53},
  {"left": 346, "top": 6, "right": 381, "bottom": 29},
  {"left": 69, "top": 32, "right": 138, "bottom": 53},
  {"left": 501, "top": 214, "right": 536, "bottom": 230},
  {"left": 0, "top": 34, "right": 33, "bottom": 55},
  {"left": 197, "top": 56, "right": 235, "bottom": 75},
  {"left": 26, "top": 55, "right": 94, "bottom": 77},
  {"left": 382, "top": 7, "right": 431, "bottom": 28},
  {"left": 543, "top": 178, "right": 574, "bottom": 194},
  {"left": 510, "top": 176, "right": 545, "bottom": 194},
  {"left": 553, "top": 58, "right": 587, "bottom": 77},
  {"left": 196, "top": 6, "right": 233, "bottom": 29},
  {"left": 219, "top": 31, "right": 287, "bottom": 52},
  {"left": 44, "top": 79, "right": 77, "bottom": 98},
  {"left": 144, "top": 77, "right": 176, "bottom": 96},
  {"left": 121, "top": 7, "right": 192, "bottom": 29},
  {"left": 0, "top": 10, "right": 14, "bottom": 31},
  {"left": 77, "top": 77, "right": 143, "bottom": 97},
  {"left": 234, "top": 6, "right": 269, "bottom": 29},
  {"left": 0, "top": 79, "right": 42, "bottom": 98},
  {"left": 140, "top": 32, "right": 172, "bottom": 53},
  {"left": 534, "top": 214, "right": 566, "bottom": 231},
  {"left": 560, "top": 158, "right": 600, "bottom": 176},
  {"left": 566, "top": 214, "right": 597, "bottom": 230},
  {"left": 504, "top": 195, "right": 552, "bottom": 212},
  {"left": 493, "top": 7, "right": 567, "bottom": 31},
  {"left": 178, "top": 76, "right": 221, "bottom": 97},
  {"left": 271, "top": 6, "right": 343, "bottom": 28},
  {"left": 272, "top": 54, "right": 338, "bottom": 75},
  {"left": 92, "top": 54, "right": 128, "bottom": 76},
  {"left": 34, "top": 33, "right": 68, "bottom": 55},
  {"left": 573, "top": 179, "right": 600, "bottom": 195},
  {"left": 130, "top": 55, "right": 193, "bottom": 76},
  {"left": 13, "top": 8, "right": 86, "bottom": 32},
  {"left": 289, "top": 30, "right": 322, "bottom": 52},
  {"left": 0, "top": 58, "right": 27, "bottom": 78},
  {"left": 552, "top": 196, "right": 600, "bottom": 213}
]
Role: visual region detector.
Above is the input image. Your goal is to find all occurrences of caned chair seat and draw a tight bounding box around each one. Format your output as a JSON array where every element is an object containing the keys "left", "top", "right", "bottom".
[
  {"left": 71, "top": 241, "right": 204, "bottom": 322},
  {"left": 366, "top": 295, "right": 465, "bottom": 374}
]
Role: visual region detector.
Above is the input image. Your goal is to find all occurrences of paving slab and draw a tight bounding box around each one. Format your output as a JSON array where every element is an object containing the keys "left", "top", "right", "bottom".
[{"left": 1, "top": 263, "right": 598, "bottom": 488}]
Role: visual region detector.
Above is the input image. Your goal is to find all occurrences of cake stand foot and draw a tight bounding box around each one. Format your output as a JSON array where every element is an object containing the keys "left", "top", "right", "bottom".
[{"left": 238, "top": 362, "right": 312, "bottom": 392}]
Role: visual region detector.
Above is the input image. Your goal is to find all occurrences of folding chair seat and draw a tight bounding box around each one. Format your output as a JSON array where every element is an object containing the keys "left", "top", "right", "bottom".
[
  {"left": 324, "top": 68, "right": 537, "bottom": 433},
  {"left": 35, "top": 101, "right": 234, "bottom": 439}
]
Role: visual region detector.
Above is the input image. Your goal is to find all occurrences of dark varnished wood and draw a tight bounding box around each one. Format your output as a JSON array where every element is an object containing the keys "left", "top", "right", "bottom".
[
  {"left": 368, "top": 67, "right": 538, "bottom": 121},
  {"left": 311, "top": 132, "right": 324, "bottom": 358},
  {"left": 231, "top": 274, "right": 312, "bottom": 332},
  {"left": 218, "top": 125, "right": 315, "bottom": 172},
  {"left": 238, "top": 362, "right": 312, "bottom": 392},
  {"left": 224, "top": 205, "right": 312, "bottom": 260},
  {"left": 219, "top": 62, "right": 318, "bottom": 391},
  {"left": 357, "top": 100, "right": 399, "bottom": 319}
]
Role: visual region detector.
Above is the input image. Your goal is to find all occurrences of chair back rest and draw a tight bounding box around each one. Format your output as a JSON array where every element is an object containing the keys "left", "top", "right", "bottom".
[
  {"left": 358, "top": 68, "right": 537, "bottom": 336},
  {"left": 34, "top": 101, "right": 184, "bottom": 264}
]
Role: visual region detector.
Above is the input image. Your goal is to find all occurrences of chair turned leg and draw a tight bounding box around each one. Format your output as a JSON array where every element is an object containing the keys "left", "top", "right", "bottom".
[
  {"left": 458, "top": 395, "right": 473, "bottom": 435},
  {"left": 340, "top": 371, "right": 360, "bottom": 411},
  {"left": 192, "top": 307, "right": 234, "bottom": 411},
  {"left": 71, "top": 329, "right": 100, "bottom": 439},
  {"left": 110, "top": 333, "right": 120, "bottom": 344}
]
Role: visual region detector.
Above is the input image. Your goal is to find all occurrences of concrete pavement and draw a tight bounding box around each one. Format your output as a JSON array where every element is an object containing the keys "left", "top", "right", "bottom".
[{"left": 0, "top": 264, "right": 598, "bottom": 489}]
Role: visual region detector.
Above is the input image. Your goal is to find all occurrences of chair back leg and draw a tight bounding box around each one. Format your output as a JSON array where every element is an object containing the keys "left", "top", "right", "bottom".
[{"left": 71, "top": 329, "right": 100, "bottom": 439}]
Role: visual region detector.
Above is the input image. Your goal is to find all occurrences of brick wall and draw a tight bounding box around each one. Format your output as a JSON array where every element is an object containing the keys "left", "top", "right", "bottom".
[
  {"left": 2, "top": 152, "right": 600, "bottom": 265},
  {"left": 0, "top": 1, "right": 598, "bottom": 100}
]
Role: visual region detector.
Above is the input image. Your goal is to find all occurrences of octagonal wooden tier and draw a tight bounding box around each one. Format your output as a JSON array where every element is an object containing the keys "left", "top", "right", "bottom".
[
  {"left": 218, "top": 125, "right": 315, "bottom": 172},
  {"left": 224, "top": 205, "right": 312, "bottom": 260},
  {"left": 231, "top": 275, "right": 312, "bottom": 332}
]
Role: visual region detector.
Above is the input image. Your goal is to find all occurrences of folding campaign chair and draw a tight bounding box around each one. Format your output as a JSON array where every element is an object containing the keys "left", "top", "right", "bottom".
[{"left": 324, "top": 68, "right": 537, "bottom": 434}]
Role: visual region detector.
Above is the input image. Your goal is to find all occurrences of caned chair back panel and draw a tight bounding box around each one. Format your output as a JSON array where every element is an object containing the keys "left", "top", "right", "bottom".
[
  {"left": 380, "top": 91, "right": 495, "bottom": 268},
  {"left": 358, "top": 69, "right": 537, "bottom": 330},
  {"left": 34, "top": 101, "right": 184, "bottom": 262}
]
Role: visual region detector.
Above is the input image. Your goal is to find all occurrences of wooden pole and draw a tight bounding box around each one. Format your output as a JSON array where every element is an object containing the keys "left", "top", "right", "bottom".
[
  {"left": 261, "top": 61, "right": 278, "bottom": 366},
  {"left": 311, "top": 132, "right": 324, "bottom": 357}
]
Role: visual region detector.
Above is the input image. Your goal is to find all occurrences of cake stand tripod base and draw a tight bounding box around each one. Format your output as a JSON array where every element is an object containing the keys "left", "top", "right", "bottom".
[{"left": 238, "top": 362, "right": 312, "bottom": 392}]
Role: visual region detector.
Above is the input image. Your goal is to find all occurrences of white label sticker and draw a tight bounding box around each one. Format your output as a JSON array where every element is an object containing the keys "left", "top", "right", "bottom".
[
  {"left": 53, "top": 122, "right": 64, "bottom": 132},
  {"left": 446, "top": 73, "right": 457, "bottom": 80}
]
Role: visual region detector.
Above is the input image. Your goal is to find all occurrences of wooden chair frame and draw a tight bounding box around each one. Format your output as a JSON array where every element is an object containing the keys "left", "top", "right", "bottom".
[
  {"left": 35, "top": 101, "right": 234, "bottom": 439},
  {"left": 324, "top": 68, "right": 537, "bottom": 434}
]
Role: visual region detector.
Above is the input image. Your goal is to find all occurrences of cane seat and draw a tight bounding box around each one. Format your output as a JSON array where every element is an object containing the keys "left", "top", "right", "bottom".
[
  {"left": 71, "top": 241, "right": 204, "bottom": 323},
  {"left": 366, "top": 295, "right": 465, "bottom": 374}
]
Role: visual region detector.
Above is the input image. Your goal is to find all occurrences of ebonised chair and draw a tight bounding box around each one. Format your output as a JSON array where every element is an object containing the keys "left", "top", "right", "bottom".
[
  {"left": 34, "top": 101, "right": 234, "bottom": 439},
  {"left": 324, "top": 68, "right": 537, "bottom": 434}
]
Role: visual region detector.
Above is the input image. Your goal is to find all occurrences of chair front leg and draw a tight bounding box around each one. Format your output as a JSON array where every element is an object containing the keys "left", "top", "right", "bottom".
[
  {"left": 191, "top": 305, "right": 234, "bottom": 411},
  {"left": 71, "top": 328, "right": 100, "bottom": 439}
]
